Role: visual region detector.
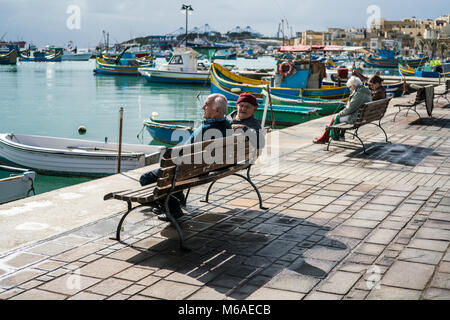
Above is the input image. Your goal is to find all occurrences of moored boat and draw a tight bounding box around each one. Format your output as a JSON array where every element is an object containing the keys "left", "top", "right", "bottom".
[
  {"left": 143, "top": 117, "right": 197, "bottom": 145},
  {"left": 94, "top": 48, "right": 154, "bottom": 75},
  {"left": 0, "top": 49, "right": 17, "bottom": 65},
  {"left": 399, "top": 62, "right": 450, "bottom": 78},
  {"left": 364, "top": 49, "right": 428, "bottom": 69},
  {"left": 139, "top": 49, "right": 210, "bottom": 84},
  {"left": 19, "top": 48, "right": 63, "bottom": 62},
  {"left": 0, "top": 165, "right": 36, "bottom": 204},
  {"left": 211, "top": 63, "right": 350, "bottom": 101},
  {"left": 0, "top": 133, "right": 164, "bottom": 177},
  {"left": 227, "top": 102, "right": 321, "bottom": 128}
]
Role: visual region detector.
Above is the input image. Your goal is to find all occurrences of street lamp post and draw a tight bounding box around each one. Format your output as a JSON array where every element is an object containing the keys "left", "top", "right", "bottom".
[{"left": 180, "top": 4, "right": 194, "bottom": 46}]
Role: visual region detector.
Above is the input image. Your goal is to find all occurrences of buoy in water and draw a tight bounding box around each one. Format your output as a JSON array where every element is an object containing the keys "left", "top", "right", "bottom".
[{"left": 78, "top": 126, "right": 87, "bottom": 135}]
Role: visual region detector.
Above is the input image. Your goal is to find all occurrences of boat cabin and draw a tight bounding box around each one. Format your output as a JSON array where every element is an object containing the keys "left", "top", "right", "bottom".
[{"left": 160, "top": 50, "right": 199, "bottom": 73}]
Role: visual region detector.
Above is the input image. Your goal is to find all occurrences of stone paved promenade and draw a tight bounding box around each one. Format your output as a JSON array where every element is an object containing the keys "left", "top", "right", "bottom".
[{"left": 0, "top": 90, "right": 449, "bottom": 300}]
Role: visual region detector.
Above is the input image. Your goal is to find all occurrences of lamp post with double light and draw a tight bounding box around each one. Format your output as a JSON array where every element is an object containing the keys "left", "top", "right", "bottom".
[{"left": 180, "top": 4, "right": 193, "bottom": 46}]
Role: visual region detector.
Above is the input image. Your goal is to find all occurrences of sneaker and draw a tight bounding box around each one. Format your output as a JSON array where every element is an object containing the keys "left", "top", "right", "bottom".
[{"left": 158, "top": 211, "right": 184, "bottom": 222}]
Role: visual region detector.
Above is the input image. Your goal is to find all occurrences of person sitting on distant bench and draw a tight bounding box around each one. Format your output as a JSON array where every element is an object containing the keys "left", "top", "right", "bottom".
[
  {"left": 227, "top": 92, "right": 265, "bottom": 150},
  {"left": 368, "top": 75, "right": 386, "bottom": 101},
  {"left": 138, "top": 93, "right": 231, "bottom": 221},
  {"left": 313, "top": 76, "right": 372, "bottom": 144}
]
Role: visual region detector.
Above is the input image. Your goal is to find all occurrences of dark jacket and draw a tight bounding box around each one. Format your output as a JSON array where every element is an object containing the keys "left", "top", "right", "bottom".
[
  {"left": 227, "top": 111, "right": 265, "bottom": 149},
  {"left": 372, "top": 86, "right": 386, "bottom": 101}
]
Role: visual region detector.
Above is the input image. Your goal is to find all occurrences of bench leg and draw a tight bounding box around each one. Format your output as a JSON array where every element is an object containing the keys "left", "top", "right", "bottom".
[
  {"left": 233, "top": 167, "right": 267, "bottom": 210},
  {"left": 377, "top": 120, "right": 390, "bottom": 143},
  {"left": 111, "top": 201, "right": 134, "bottom": 243},
  {"left": 349, "top": 129, "right": 366, "bottom": 154},
  {"left": 163, "top": 194, "right": 189, "bottom": 252}
]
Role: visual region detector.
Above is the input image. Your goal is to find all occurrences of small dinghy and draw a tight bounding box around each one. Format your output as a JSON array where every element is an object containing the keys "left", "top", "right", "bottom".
[
  {"left": 143, "top": 116, "right": 197, "bottom": 145},
  {"left": 0, "top": 133, "right": 164, "bottom": 177},
  {"left": 0, "top": 165, "right": 36, "bottom": 204}
]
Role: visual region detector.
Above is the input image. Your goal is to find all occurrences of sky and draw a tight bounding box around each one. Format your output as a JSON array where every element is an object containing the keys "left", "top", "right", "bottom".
[{"left": 0, "top": 0, "right": 448, "bottom": 49}]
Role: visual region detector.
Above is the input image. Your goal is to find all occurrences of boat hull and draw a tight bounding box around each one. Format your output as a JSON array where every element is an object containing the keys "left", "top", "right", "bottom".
[
  {"left": 227, "top": 103, "right": 321, "bottom": 127},
  {"left": 211, "top": 63, "right": 350, "bottom": 100},
  {"left": 265, "top": 94, "right": 345, "bottom": 116},
  {"left": 364, "top": 55, "right": 428, "bottom": 68},
  {"left": 19, "top": 52, "right": 63, "bottom": 62},
  {"left": 94, "top": 57, "right": 153, "bottom": 76},
  {"left": 144, "top": 119, "right": 196, "bottom": 145},
  {"left": 139, "top": 68, "right": 210, "bottom": 84},
  {"left": 0, "top": 50, "right": 17, "bottom": 65},
  {"left": 0, "top": 133, "right": 163, "bottom": 177},
  {"left": 0, "top": 165, "right": 35, "bottom": 204},
  {"left": 62, "top": 53, "right": 92, "bottom": 61}
]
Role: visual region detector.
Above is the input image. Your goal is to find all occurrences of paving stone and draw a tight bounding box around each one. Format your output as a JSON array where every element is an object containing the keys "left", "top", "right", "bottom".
[
  {"left": 3, "top": 253, "right": 46, "bottom": 269},
  {"left": 382, "top": 261, "right": 435, "bottom": 290},
  {"left": 317, "top": 271, "right": 361, "bottom": 295},
  {"left": 78, "top": 258, "right": 131, "bottom": 279},
  {"left": 53, "top": 243, "right": 106, "bottom": 262},
  {"left": 366, "top": 285, "right": 421, "bottom": 300},
  {"left": 438, "top": 261, "right": 450, "bottom": 273},
  {"left": 303, "top": 245, "right": 349, "bottom": 262},
  {"left": 329, "top": 225, "right": 372, "bottom": 240},
  {"left": 352, "top": 209, "right": 391, "bottom": 221},
  {"left": 68, "top": 292, "right": 106, "bottom": 300},
  {"left": 423, "top": 288, "right": 450, "bottom": 300},
  {"left": 407, "top": 239, "right": 449, "bottom": 252},
  {"left": 415, "top": 227, "right": 450, "bottom": 241},
  {"left": 139, "top": 280, "right": 200, "bottom": 299},
  {"left": 355, "top": 243, "right": 385, "bottom": 256},
  {"left": 114, "top": 267, "right": 154, "bottom": 282},
  {"left": 345, "top": 289, "right": 369, "bottom": 300},
  {"left": 265, "top": 269, "right": 320, "bottom": 294},
  {"left": 137, "top": 275, "right": 161, "bottom": 286},
  {"left": 430, "top": 272, "right": 450, "bottom": 290},
  {"left": 343, "top": 219, "right": 379, "bottom": 229},
  {"left": 0, "top": 288, "right": 24, "bottom": 300},
  {"left": 38, "top": 274, "right": 101, "bottom": 296},
  {"left": 256, "top": 240, "right": 297, "bottom": 258},
  {"left": 34, "top": 260, "right": 66, "bottom": 272},
  {"left": 187, "top": 286, "right": 228, "bottom": 300},
  {"left": 365, "top": 229, "right": 398, "bottom": 245},
  {"left": 304, "top": 291, "right": 343, "bottom": 300},
  {"left": 0, "top": 269, "right": 44, "bottom": 289},
  {"left": 371, "top": 195, "right": 404, "bottom": 206},
  {"left": 27, "top": 242, "right": 74, "bottom": 256},
  {"left": 398, "top": 248, "right": 443, "bottom": 265},
  {"left": 89, "top": 278, "right": 133, "bottom": 296},
  {"left": 247, "top": 287, "right": 304, "bottom": 300},
  {"left": 10, "top": 289, "right": 67, "bottom": 300}
]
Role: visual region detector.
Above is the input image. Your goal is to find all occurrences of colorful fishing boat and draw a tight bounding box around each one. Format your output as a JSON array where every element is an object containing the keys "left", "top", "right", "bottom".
[
  {"left": 211, "top": 63, "right": 350, "bottom": 101},
  {"left": 0, "top": 165, "right": 36, "bottom": 204},
  {"left": 143, "top": 116, "right": 197, "bottom": 145},
  {"left": 0, "top": 133, "right": 164, "bottom": 177},
  {"left": 0, "top": 48, "right": 18, "bottom": 64},
  {"left": 364, "top": 49, "right": 428, "bottom": 69},
  {"left": 94, "top": 48, "right": 154, "bottom": 76},
  {"left": 228, "top": 102, "right": 321, "bottom": 128},
  {"left": 399, "top": 62, "right": 450, "bottom": 78},
  {"left": 262, "top": 92, "right": 345, "bottom": 116},
  {"left": 139, "top": 49, "right": 210, "bottom": 84},
  {"left": 19, "top": 48, "right": 63, "bottom": 62}
]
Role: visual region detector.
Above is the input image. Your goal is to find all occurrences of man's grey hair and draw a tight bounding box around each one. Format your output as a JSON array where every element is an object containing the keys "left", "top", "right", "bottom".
[
  {"left": 208, "top": 93, "right": 228, "bottom": 115},
  {"left": 346, "top": 76, "right": 363, "bottom": 88}
]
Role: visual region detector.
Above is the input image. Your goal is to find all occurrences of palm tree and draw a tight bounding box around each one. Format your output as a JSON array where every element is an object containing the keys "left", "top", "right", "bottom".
[
  {"left": 440, "top": 43, "right": 448, "bottom": 60},
  {"left": 418, "top": 39, "right": 425, "bottom": 54},
  {"left": 429, "top": 39, "right": 438, "bottom": 59}
]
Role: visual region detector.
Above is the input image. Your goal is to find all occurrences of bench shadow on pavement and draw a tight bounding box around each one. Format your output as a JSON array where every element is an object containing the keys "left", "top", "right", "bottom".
[
  {"left": 345, "top": 142, "right": 439, "bottom": 166},
  {"left": 121, "top": 206, "right": 348, "bottom": 299}
]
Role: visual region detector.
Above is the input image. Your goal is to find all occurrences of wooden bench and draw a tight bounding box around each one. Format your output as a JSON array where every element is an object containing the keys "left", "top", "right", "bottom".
[
  {"left": 435, "top": 79, "right": 450, "bottom": 104},
  {"left": 392, "top": 85, "right": 437, "bottom": 121},
  {"left": 104, "top": 134, "right": 265, "bottom": 250},
  {"left": 327, "top": 97, "right": 392, "bottom": 154}
]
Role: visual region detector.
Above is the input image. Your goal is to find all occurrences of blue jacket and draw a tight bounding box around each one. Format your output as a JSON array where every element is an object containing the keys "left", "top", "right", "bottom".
[{"left": 187, "top": 117, "right": 232, "bottom": 144}]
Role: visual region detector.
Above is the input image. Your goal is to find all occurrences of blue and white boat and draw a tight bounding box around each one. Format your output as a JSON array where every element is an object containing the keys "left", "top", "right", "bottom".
[
  {"left": 143, "top": 115, "right": 196, "bottom": 145},
  {"left": 0, "top": 165, "right": 36, "bottom": 204},
  {"left": 138, "top": 49, "right": 210, "bottom": 84}
]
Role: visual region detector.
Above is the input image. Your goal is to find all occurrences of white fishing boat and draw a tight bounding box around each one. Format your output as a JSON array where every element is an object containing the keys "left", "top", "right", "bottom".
[
  {"left": 61, "top": 50, "right": 92, "bottom": 61},
  {"left": 0, "top": 133, "right": 165, "bottom": 177},
  {"left": 138, "top": 49, "right": 210, "bottom": 84},
  {"left": 0, "top": 165, "right": 36, "bottom": 204}
]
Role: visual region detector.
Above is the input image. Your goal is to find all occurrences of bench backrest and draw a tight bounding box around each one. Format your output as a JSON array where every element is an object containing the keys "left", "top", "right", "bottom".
[
  {"left": 153, "top": 134, "right": 255, "bottom": 196},
  {"left": 355, "top": 97, "right": 392, "bottom": 126},
  {"left": 415, "top": 86, "right": 427, "bottom": 103},
  {"left": 445, "top": 79, "right": 450, "bottom": 93}
]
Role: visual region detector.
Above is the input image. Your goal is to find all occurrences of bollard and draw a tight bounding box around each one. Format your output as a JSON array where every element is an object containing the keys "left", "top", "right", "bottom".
[{"left": 117, "top": 107, "right": 123, "bottom": 173}]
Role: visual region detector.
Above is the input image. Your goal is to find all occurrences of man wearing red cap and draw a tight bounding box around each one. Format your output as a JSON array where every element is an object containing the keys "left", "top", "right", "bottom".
[{"left": 227, "top": 92, "right": 265, "bottom": 149}]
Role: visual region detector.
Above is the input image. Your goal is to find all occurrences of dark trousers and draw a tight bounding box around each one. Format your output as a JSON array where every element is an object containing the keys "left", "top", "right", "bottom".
[{"left": 139, "top": 168, "right": 184, "bottom": 214}]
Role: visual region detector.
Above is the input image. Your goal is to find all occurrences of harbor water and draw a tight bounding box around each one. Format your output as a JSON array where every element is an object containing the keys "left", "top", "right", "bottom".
[{"left": 0, "top": 57, "right": 276, "bottom": 195}]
